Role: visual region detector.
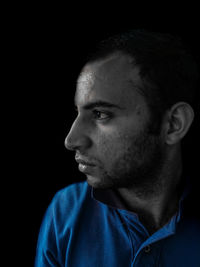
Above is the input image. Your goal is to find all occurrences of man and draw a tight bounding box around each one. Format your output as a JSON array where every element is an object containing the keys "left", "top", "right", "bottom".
[{"left": 35, "top": 30, "right": 200, "bottom": 266}]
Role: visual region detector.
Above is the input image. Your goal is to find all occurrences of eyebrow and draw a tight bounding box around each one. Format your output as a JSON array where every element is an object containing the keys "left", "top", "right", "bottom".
[{"left": 75, "top": 100, "right": 124, "bottom": 110}]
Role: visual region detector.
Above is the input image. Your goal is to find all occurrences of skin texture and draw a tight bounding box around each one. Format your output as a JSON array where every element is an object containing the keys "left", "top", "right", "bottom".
[{"left": 65, "top": 52, "right": 194, "bottom": 234}]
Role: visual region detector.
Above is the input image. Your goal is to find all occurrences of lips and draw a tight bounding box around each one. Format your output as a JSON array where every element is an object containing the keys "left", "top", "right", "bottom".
[
  {"left": 75, "top": 155, "right": 97, "bottom": 174},
  {"left": 75, "top": 157, "right": 96, "bottom": 174},
  {"left": 75, "top": 156, "right": 96, "bottom": 167}
]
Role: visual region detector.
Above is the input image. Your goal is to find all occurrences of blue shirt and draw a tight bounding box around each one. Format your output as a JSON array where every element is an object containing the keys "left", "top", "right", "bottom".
[{"left": 35, "top": 181, "right": 200, "bottom": 267}]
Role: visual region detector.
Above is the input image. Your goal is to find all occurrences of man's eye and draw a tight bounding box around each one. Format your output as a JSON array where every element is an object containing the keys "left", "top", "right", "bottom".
[{"left": 92, "top": 110, "right": 111, "bottom": 120}]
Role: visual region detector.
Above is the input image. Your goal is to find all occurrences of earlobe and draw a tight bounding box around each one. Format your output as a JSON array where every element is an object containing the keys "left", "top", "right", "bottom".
[{"left": 165, "top": 102, "right": 194, "bottom": 145}]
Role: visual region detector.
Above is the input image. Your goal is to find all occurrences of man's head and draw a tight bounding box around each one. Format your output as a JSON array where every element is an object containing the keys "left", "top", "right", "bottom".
[{"left": 65, "top": 30, "right": 197, "bottom": 191}]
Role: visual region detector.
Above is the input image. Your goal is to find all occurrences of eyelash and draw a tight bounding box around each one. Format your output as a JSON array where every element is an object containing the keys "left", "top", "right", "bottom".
[
  {"left": 74, "top": 108, "right": 112, "bottom": 121},
  {"left": 92, "top": 110, "right": 112, "bottom": 121}
]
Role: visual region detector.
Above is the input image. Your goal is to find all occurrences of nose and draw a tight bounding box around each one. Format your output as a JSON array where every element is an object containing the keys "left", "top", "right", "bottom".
[{"left": 64, "top": 116, "right": 92, "bottom": 152}]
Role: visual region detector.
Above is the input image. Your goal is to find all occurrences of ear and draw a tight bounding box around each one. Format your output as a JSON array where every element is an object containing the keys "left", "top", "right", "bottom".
[{"left": 164, "top": 102, "right": 195, "bottom": 145}]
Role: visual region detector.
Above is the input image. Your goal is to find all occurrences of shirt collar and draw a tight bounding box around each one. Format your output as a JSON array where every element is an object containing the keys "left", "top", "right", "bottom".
[{"left": 91, "top": 175, "right": 191, "bottom": 221}]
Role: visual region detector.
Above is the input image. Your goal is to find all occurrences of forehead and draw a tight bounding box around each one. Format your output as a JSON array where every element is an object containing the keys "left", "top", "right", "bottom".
[{"left": 75, "top": 53, "right": 145, "bottom": 110}]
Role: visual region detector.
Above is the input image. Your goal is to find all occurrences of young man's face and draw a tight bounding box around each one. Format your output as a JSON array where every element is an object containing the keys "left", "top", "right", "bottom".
[{"left": 65, "top": 53, "right": 165, "bottom": 190}]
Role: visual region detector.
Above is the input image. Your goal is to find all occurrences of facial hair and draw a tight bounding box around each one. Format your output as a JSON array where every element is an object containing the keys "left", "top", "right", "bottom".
[{"left": 90, "top": 120, "right": 166, "bottom": 196}]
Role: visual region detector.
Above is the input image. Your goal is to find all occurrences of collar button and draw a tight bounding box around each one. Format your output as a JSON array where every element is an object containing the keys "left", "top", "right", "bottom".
[{"left": 144, "top": 245, "right": 151, "bottom": 253}]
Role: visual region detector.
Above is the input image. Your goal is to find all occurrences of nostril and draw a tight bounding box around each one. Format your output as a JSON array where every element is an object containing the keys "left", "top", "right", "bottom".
[
  {"left": 64, "top": 136, "right": 74, "bottom": 151},
  {"left": 64, "top": 134, "right": 92, "bottom": 152}
]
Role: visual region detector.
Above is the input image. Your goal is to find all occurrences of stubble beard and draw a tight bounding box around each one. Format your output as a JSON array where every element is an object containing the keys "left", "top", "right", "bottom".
[{"left": 89, "top": 122, "right": 166, "bottom": 196}]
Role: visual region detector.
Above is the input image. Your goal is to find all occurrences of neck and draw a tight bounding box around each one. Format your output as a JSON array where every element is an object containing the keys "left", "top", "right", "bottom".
[{"left": 116, "top": 147, "right": 183, "bottom": 234}]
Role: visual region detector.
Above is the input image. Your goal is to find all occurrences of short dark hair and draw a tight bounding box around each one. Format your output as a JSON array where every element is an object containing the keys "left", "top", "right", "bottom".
[{"left": 86, "top": 29, "right": 199, "bottom": 133}]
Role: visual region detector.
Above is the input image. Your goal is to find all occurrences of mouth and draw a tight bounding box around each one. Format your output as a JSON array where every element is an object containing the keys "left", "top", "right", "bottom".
[
  {"left": 75, "top": 157, "right": 96, "bottom": 173},
  {"left": 75, "top": 158, "right": 96, "bottom": 166}
]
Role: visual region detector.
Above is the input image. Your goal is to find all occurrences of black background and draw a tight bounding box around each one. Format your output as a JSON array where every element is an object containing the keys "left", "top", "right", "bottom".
[{"left": 8, "top": 7, "right": 200, "bottom": 266}]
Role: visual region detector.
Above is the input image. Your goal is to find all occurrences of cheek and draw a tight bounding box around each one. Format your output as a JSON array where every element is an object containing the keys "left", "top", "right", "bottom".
[{"left": 95, "top": 130, "right": 132, "bottom": 163}]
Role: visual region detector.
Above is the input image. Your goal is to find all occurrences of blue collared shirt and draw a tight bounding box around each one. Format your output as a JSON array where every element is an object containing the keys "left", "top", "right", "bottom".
[{"left": 35, "top": 181, "right": 200, "bottom": 266}]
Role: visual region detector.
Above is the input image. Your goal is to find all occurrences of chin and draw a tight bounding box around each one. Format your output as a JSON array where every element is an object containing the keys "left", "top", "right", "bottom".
[
  {"left": 86, "top": 175, "right": 113, "bottom": 189},
  {"left": 86, "top": 175, "right": 102, "bottom": 188}
]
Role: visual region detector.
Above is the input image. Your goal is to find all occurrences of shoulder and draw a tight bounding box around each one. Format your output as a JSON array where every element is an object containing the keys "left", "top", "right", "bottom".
[
  {"left": 36, "top": 181, "right": 91, "bottom": 245},
  {"left": 35, "top": 181, "right": 92, "bottom": 266},
  {"left": 49, "top": 181, "right": 91, "bottom": 218},
  {"left": 53, "top": 181, "right": 90, "bottom": 206},
  {"left": 45, "top": 181, "right": 91, "bottom": 229}
]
